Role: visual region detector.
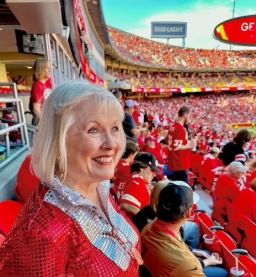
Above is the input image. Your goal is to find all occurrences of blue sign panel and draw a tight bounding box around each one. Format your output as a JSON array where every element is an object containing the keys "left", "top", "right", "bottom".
[{"left": 151, "top": 21, "right": 187, "bottom": 38}]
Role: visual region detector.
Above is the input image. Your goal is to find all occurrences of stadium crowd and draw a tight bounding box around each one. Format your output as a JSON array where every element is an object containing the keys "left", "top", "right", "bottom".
[
  {"left": 108, "top": 70, "right": 256, "bottom": 89},
  {"left": 130, "top": 92, "right": 256, "bottom": 136},
  {"left": 108, "top": 26, "right": 256, "bottom": 70},
  {"left": 1, "top": 84, "right": 256, "bottom": 276}
]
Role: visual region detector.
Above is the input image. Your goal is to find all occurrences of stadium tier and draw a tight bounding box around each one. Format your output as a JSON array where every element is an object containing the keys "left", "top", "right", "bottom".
[
  {"left": 0, "top": 0, "right": 256, "bottom": 276},
  {"left": 108, "top": 26, "right": 256, "bottom": 70},
  {"left": 107, "top": 70, "right": 256, "bottom": 93}
]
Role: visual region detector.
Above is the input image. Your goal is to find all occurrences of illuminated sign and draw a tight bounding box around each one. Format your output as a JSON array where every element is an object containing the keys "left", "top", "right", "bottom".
[
  {"left": 214, "top": 15, "right": 256, "bottom": 46},
  {"left": 151, "top": 22, "right": 187, "bottom": 38}
]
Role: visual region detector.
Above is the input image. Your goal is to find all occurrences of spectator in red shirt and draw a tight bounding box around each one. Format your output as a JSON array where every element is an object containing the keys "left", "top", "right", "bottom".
[
  {"left": 29, "top": 59, "right": 53, "bottom": 125},
  {"left": 120, "top": 152, "right": 159, "bottom": 217},
  {"left": 202, "top": 147, "right": 220, "bottom": 164},
  {"left": 112, "top": 140, "right": 139, "bottom": 201},
  {"left": 229, "top": 181, "right": 256, "bottom": 222},
  {"left": 143, "top": 136, "right": 165, "bottom": 165},
  {"left": 167, "top": 106, "right": 197, "bottom": 182},
  {"left": 213, "top": 161, "right": 247, "bottom": 224}
]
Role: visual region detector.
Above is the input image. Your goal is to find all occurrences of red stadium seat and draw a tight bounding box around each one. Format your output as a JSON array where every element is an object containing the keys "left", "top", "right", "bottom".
[
  {"left": 225, "top": 212, "right": 244, "bottom": 244},
  {"left": 220, "top": 247, "right": 254, "bottom": 277},
  {"left": 190, "top": 152, "right": 203, "bottom": 176},
  {"left": 212, "top": 199, "right": 231, "bottom": 225},
  {"left": 198, "top": 158, "right": 219, "bottom": 190},
  {"left": 239, "top": 255, "right": 256, "bottom": 276},
  {"left": 0, "top": 200, "right": 23, "bottom": 236},
  {"left": 194, "top": 210, "right": 214, "bottom": 235},
  {"left": 15, "top": 155, "right": 40, "bottom": 203},
  {"left": 215, "top": 230, "right": 237, "bottom": 251},
  {"left": 226, "top": 214, "right": 256, "bottom": 257},
  {"left": 240, "top": 218, "right": 256, "bottom": 258}
]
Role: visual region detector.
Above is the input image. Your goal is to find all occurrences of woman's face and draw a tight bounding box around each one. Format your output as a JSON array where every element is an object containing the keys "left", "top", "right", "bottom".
[
  {"left": 44, "top": 63, "right": 51, "bottom": 79},
  {"left": 66, "top": 99, "right": 125, "bottom": 185}
]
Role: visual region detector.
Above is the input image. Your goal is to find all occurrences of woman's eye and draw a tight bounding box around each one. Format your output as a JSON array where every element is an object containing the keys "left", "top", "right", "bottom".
[
  {"left": 112, "top": 126, "right": 119, "bottom": 132},
  {"left": 88, "top": 127, "right": 100, "bottom": 134}
]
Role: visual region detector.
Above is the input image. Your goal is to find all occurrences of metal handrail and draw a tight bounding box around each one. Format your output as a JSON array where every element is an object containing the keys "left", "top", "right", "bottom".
[{"left": 0, "top": 83, "right": 30, "bottom": 170}]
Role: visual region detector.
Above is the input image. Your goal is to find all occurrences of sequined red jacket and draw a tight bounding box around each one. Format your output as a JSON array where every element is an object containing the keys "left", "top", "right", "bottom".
[{"left": 0, "top": 180, "right": 141, "bottom": 276}]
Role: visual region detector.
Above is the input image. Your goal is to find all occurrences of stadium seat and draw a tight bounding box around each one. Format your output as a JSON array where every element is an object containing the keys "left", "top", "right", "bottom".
[
  {"left": 225, "top": 212, "right": 244, "bottom": 244},
  {"left": 190, "top": 152, "right": 203, "bottom": 176},
  {"left": 215, "top": 229, "right": 237, "bottom": 251},
  {"left": 198, "top": 158, "right": 219, "bottom": 190},
  {"left": 0, "top": 200, "right": 23, "bottom": 236},
  {"left": 212, "top": 199, "right": 231, "bottom": 225},
  {"left": 220, "top": 247, "right": 255, "bottom": 277},
  {"left": 239, "top": 218, "right": 256, "bottom": 258},
  {"left": 15, "top": 155, "right": 40, "bottom": 203},
  {"left": 239, "top": 255, "right": 256, "bottom": 276},
  {"left": 194, "top": 210, "right": 214, "bottom": 235}
]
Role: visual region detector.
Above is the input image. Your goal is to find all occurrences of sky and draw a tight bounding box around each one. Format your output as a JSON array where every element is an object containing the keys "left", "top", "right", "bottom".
[{"left": 101, "top": 0, "right": 256, "bottom": 50}]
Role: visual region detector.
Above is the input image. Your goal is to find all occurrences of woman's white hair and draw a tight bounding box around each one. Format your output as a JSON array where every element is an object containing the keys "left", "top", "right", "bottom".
[{"left": 31, "top": 80, "right": 125, "bottom": 184}]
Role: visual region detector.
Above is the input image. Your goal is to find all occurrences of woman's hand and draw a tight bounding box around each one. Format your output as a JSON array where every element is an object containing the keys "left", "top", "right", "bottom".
[{"left": 203, "top": 253, "right": 223, "bottom": 267}]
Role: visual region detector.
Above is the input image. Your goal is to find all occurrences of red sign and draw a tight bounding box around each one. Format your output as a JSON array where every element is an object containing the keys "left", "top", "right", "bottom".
[{"left": 214, "top": 15, "right": 256, "bottom": 46}]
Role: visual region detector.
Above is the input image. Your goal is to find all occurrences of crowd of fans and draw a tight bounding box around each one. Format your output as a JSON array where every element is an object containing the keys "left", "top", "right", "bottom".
[
  {"left": 108, "top": 70, "right": 256, "bottom": 90},
  {"left": 128, "top": 92, "right": 256, "bottom": 136},
  {"left": 3, "top": 86, "right": 256, "bottom": 276},
  {"left": 108, "top": 26, "right": 256, "bottom": 70}
]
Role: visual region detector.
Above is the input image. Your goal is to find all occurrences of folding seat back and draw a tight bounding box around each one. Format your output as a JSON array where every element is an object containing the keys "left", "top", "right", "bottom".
[
  {"left": 239, "top": 255, "right": 256, "bottom": 277},
  {"left": 0, "top": 200, "right": 23, "bottom": 236},
  {"left": 198, "top": 158, "right": 219, "bottom": 189},
  {"left": 215, "top": 230, "right": 236, "bottom": 251},
  {"left": 15, "top": 155, "right": 40, "bottom": 203},
  {"left": 212, "top": 199, "right": 231, "bottom": 225},
  {"left": 240, "top": 217, "right": 256, "bottom": 258},
  {"left": 191, "top": 152, "right": 203, "bottom": 175},
  {"left": 225, "top": 211, "right": 244, "bottom": 244},
  {"left": 194, "top": 211, "right": 214, "bottom": 235},
  {"left": 202, "top": 226, "right": 224, "bottom": 254},
  {"left": 220, "top": 247, "right": 253, "bottom": 276}
]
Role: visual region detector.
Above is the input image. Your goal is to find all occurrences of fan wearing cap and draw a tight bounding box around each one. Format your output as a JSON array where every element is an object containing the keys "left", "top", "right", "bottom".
[
  {"left": 141, "top": 181, "right": 227, "bottom": 277},
  {"left": 123, "top": 99, "right": 147, "bottom": 142},
  {"left": 202, "top": 147, "right": 220, "bottom": 164},
  {"left": 143, "top": 136, "right": 165, "bottom": 165},
  {"left": 119, "top": 152, "right": 159, "bottom": 217}
]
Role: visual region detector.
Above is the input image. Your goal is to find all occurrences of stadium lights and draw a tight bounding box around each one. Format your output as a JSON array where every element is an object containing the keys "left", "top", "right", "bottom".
[
  {"left": 232, "top": 0, "right": 236, "bottom": 18},
  {"left": 230, "top": 0, "right": 236, "bottom": 50}
]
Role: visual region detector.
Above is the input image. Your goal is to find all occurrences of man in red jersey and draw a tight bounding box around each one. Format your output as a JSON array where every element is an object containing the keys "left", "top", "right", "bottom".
[
  {"left": 112, "top": 140, "right": 139, "bottom": 201},
  {"left": 120, "top": 152, "right": 159, "bottom": 217},
  {"left": 167, "top": 106, "right": 197, "bottom": 183}
]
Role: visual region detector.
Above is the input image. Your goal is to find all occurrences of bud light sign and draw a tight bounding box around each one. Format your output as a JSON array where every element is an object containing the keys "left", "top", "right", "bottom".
[{"left": 151, "top": 21, "right": 187, "bottom": 38}]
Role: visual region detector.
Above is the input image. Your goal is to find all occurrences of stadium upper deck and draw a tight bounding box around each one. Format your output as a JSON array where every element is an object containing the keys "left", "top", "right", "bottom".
[{"left": 107, "top": 26, "right": 256, "bottom": 71}]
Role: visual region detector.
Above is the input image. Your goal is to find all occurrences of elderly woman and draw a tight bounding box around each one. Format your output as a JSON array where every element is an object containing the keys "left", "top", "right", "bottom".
[{"left": 0, "top": 80, "right": 141, "bottom": 276}]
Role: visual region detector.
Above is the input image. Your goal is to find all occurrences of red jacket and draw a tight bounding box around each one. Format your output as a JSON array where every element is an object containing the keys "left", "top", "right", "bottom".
[{"left": 0, "top": 183, "right": 140, "bottom": 276}]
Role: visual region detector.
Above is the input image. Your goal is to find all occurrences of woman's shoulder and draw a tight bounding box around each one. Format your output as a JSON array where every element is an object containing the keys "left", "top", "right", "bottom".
[{"left": 15, "top": 184, "right": 78, "bottom": 241}]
